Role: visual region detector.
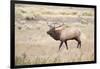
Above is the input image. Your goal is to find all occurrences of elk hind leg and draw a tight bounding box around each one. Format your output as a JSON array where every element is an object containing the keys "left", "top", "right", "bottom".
[
  {"left": 65, "top": 41, "right": 68, "bottom": 50},
  {"left": 75, "top": 37, "right": 81, "bottom": 48}
]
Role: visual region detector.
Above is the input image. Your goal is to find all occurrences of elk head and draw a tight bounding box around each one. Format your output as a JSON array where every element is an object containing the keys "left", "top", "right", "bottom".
[{"left": 47, "top": 22, "right": 64, "bottom": 40}]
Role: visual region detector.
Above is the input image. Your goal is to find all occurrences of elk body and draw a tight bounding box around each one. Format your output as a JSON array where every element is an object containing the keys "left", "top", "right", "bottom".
[{"left": 47, "top": 23, "right": 81, "bottom": 50}]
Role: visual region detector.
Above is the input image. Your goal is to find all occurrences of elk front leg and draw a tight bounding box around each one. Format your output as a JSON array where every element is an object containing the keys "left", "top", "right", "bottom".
[
  {"left": 65, "top": 41, "right": 68, "bottom": 50},
  {"left": 59, "top": 41, "right": 63, "bottom": 50}
]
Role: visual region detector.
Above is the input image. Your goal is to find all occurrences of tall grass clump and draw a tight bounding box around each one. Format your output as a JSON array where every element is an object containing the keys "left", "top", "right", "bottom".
[{"left": 15, "top": 54, "right": 61, "bottom": 65}]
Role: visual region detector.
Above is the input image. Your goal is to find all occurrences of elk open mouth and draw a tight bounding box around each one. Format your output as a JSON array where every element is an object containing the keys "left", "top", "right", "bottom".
[{"left": 47, "top": 31, "right": 50, "bottom": 35}]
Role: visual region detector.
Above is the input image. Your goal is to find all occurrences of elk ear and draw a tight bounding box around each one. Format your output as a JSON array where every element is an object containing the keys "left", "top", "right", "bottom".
[{"left": 53, "top": 27, "right": 55, "bottom": 29}]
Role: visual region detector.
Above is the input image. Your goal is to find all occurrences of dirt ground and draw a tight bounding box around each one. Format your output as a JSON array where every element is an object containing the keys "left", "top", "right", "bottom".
[{"left": 15, "top": 4, "right": 95, "bottom": 65}]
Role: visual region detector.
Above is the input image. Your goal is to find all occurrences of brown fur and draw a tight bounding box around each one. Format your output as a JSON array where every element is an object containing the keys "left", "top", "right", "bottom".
[{"left": 47, "top": 27, "right": 81, "bottom": 50}]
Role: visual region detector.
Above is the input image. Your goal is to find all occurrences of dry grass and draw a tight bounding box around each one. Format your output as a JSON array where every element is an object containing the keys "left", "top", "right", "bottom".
[
  {"left": 15, "top": 53, "right": 61, "bottom": 65},
  {"left": 15, "top": 4, "right": 95, "bottom": 65}
]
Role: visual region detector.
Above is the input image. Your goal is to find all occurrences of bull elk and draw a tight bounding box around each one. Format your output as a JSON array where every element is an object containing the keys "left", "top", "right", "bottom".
[{"left": 47, "top": 22, "right": 81, "bottom": 50}]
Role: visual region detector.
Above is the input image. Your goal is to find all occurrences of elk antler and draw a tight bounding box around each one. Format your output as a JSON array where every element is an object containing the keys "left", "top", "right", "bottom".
[
  {"left": 47, "top": 21, "right": 64, "bottom": 29},
  {"left": 54, "top": 22, "right": 64, "bottom": 28},
  {"left": 47, "top": 22, "right": 55, "bottom": 28}
]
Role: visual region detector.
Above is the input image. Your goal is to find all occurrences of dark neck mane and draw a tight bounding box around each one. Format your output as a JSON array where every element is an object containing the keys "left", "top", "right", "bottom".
[{"left": 50, "top": 30, "right": 60, "bottom": 40}]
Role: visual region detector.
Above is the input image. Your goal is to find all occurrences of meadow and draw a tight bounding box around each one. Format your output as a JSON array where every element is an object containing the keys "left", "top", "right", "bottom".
[{"left": 15, "top": 4, "right": 95, "bottom": 65}]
